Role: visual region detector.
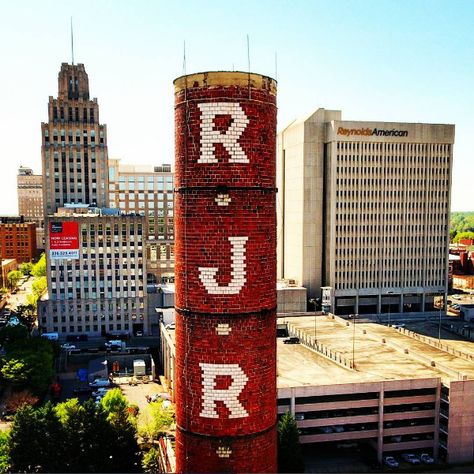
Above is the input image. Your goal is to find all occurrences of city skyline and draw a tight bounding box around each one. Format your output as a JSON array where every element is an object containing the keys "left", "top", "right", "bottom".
[{"left": 1, "top": 0, "right": 473, "bottom": 214}]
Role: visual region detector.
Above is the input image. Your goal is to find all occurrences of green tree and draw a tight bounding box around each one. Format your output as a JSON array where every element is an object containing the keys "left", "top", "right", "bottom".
[
  {"left": 0, "top": 325, "right": 29, "bottom": 347},
  {"left": 450, "top": 212, "right": 474, "bottom": 242},
  {"left": 5, "top": 397, "right": 141, "bottom": 473},
  {"left": 142, "top": 447, "right": 159, "bottom": 474},
  {"left": 14, "top": 304, "right": 37, "bottom": 330},
  {"left": 1, "top": 359, "right": 29, "bottom": 387},
  {"left": 453, "top": 231, "right": 474, "bottom": 243},
  {"left": 18, "top": 262, "right": 33, "bottom": 276},
  {"left": 108, "top": 408, "right": 141, "bottom": 472},
  {"left": 138, "top": 399, "right": 174, "bottom": 440},
  {"left": 9, "top": 403, "right": 64, "bottom": 473},
  {"left": 277, "top": 412, "right": 304, "bottom": 473},
  {"left": 31, "top": 254, "right": 46, "bottom": 278},
  {"left": 100, "top": 387, "right": 129, "bottom": 418},
  {"left": 0, "top": 430, "right": 10, "bottom": 474},
  {"left": 99, "top": 389, "right": 141, "bottom": 471},
  {"left": 6, "top": 271, "right": 22, "bottom": 290},
  {"left": 1, "top": 338, "right": 54, "bottom": 393},
  {"left": 54, "top": 397, "right": 82, "bottom": 425},
  {"left": 30, "top": 277, "right": 47, "bottom": 303}
]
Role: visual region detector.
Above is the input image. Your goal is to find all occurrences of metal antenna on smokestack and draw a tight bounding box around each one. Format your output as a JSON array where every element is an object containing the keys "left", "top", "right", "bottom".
[
  {"left": 182, "top": 40, "right": 187, "bottom": 76},
  {"left": 247, "top": 34, "right": 251, "bottom": 98},
  {"left": 275, "top": 51, "right": 278, "bottom": 80},
  {"left": 70, "top": 17, "right": 75, "bottom": 65},
  {"left": 247, "top": 34, "right": 251, "bottom": 73}
]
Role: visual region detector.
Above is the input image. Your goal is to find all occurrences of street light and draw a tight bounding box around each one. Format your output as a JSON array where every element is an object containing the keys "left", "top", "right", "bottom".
[
  {"left": 352, "top": 313, "right": 358, "bottom": 368},
  {"left": 102, "top": 359, "right": 108, "bottom": 379},
  {"left": 309, "top": 298, "right": 317, "bottom": 343},
  {"left": 387, "top": 291, "right": 394, "bottom": 327},
  {"left": 438, "top": 291, "right": 444, "bottom": 342}
]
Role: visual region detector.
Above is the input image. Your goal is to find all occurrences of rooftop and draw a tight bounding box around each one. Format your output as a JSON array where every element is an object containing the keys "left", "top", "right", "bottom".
[{"left": 277, "top": 315, "right": 474, "bottom": 388}]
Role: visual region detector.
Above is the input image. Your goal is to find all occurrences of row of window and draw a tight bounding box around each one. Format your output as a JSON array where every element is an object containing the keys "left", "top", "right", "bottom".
[{"left": 336, "top": 141, "right": 451, "bottom": 153}]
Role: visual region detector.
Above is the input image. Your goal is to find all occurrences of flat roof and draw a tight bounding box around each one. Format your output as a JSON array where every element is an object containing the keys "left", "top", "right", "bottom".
[
  {"left": 277, "top": 316, "right": 474, "bottom": 388},
  {"left": 162, "top": 314, "right": 474, "bottom": 390}
]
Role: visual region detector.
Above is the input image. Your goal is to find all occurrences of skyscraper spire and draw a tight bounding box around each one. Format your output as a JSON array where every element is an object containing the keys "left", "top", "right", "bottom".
[{"left": 70, "top": 17, "right": 74, "bottom": 65}]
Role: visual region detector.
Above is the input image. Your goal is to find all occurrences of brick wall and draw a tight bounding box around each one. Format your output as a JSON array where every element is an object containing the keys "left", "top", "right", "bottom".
[{"left": 174, "top": 71, "right": 277, "bottom": 473}]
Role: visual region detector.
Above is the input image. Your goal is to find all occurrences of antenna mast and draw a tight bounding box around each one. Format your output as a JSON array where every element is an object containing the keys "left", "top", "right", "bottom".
[
  {"left": 70, "top": 17, "right": 75, "bottom": 65},
  {"left": 182, "top": 40, "right": 186, "bottom": 76},
  {"left": 275, "top": 51, "right": 278, "bottom": 80},
  {"left": 246, "top": 34, "right": 250, "bottom": 73}
]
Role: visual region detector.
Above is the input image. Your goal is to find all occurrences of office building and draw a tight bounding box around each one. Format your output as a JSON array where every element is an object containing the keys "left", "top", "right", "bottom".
[
  {"left": 40, "top": 63, "right": 147, "bottom": 337},
  {"left": 17, "top": 166, "right": 44, "bottom": 248},
  {"left": 0, "top": 216, "right": 37, "bottom": 263},
  {"left": 108, "top": 159, "right": 174, "bottom": 283},
  {"left": 38, "top": 212, "right": 146, "bottom": 337},
  {"left": 277, "top": 109, "right": 454, "bottom": 315},
  {"left": 41, "top": 63, "right": 109, "bottom": 216}
]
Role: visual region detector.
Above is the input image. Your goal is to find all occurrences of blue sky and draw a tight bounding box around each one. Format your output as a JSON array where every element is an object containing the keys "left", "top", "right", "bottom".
[{"left": 0, "top": 0, "right": 472, "bottom": 212}]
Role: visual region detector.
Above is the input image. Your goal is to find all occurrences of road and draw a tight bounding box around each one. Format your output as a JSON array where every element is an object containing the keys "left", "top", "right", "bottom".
[{"left": 3, "top": 276, "right": 35, "bottom": 312}]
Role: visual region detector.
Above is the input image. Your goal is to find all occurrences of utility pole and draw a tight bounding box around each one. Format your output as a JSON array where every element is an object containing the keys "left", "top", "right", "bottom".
[
  {"left": 309, "top": 298, "right": 317, "bottom": 343},
  {"left": 352, "top": 313, "right": 357, "bottom": 368},
  {"left": 387, "top": 291, "right": 394, "bottom": 327},
  {"left": 438, "top": 291, "right": 443, "bottom": 341}
]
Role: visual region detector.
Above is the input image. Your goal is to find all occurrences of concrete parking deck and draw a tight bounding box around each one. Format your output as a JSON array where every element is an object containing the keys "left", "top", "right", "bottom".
[{"left": 277, "top": 315, "right": 474, "bottom": 388}]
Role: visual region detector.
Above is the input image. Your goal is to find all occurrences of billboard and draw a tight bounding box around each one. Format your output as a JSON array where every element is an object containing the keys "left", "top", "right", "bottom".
[{"left": 49, "top": 221, "right": 79, "bottom": 259}]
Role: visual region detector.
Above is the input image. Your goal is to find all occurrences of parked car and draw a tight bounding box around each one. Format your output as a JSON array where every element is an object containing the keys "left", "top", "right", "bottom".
[
  {"left": 402, "top": 453, "right": 421, "bottom": 465},
  {"left": 61, "top": 343, "right": 76, "bottom": 351},
  {"left": 73, "top": 385, "right": 92, "bottom": 394},
  {"left": 105, "top": 340, "right": 125, "bottom": 349},
  {"left": 384, "top": 456, "right": 399, "bottom": 468},
  {"left": 89, "top": 378, "right": 111, "bottom": 388},
  {"left": 320, "top": 426, "right": 334, "bottom": 434},
  {"left": 92, "top": 387, "right": 111, "bottom": 398},
  {"left": 420, "top": 453, "right": 434, "bottom": 464},
  {"left": 6, "top": 316, "right": 20, "bottom": 327},
  {"left": 283, "top": 337, "right": 300, "bottom": 344}
]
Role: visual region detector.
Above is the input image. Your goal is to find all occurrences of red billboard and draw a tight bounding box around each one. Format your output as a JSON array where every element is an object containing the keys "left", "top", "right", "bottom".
[{"left": 49, "top": 221, "right": 79, "bottom": 259}]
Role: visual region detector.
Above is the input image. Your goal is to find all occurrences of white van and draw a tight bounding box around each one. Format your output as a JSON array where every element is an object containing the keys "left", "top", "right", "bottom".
[{"left": 41, "top": 332, "right": 59, "bottom": 341}]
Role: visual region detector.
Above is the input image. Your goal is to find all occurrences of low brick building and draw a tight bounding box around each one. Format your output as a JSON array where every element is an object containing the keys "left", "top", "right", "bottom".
[{"left": 0, "top": 216, "right": 37, "bottom": 263}]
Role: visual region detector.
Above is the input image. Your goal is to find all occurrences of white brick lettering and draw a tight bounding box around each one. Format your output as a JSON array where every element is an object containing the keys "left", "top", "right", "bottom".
[
  {"left": 198, "top": 237, "right": 248, "bottom": 295},
  {"left": 216, "top": 323, "right": 231, "bottom": 336},
  {"left": 199, "top": 363, "right": 249, "bottom": 418},
  {"left": 215, "top": 193, "right": 231, "bottom": 206},
  {"left": 216, "top": 446, "right": 232, "bottom": 458},
  {"left": 198, "top": 102, "right": 249, "bottom": 163}
]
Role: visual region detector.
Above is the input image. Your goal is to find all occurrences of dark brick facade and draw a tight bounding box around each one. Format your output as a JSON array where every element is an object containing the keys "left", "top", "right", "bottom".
[{"left": 174, "top": 72, "right": 277, "bottom": 473}]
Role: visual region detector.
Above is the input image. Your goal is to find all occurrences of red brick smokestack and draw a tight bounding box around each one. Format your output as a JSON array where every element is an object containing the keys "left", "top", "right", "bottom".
[{"left": 174, "top": 72, "right": 277, "bottom": 473}]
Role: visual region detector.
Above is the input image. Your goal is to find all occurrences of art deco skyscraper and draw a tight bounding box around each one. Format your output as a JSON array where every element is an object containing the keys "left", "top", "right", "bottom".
[{"left": 41, "top": 63, "right": 109, "bottom": 214}]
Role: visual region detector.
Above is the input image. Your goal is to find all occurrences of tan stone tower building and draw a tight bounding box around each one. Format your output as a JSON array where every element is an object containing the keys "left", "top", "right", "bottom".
[
  {"left": 41, "top": 63, "right": 109, "bottom": 215},
  {"left": 277, "top": 109, "right": 454, "bottom": 315},
  {"left": 39, "top": 63, "right": 147, "bottom": 338},
  {"left": 17, "top": 166, "right": 44, "bottom": 248}
]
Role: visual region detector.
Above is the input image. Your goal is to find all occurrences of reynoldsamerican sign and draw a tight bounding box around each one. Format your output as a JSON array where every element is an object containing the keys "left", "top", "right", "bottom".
[{"left": 338, "top": 127, "right": 408, "bottom": 137}]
